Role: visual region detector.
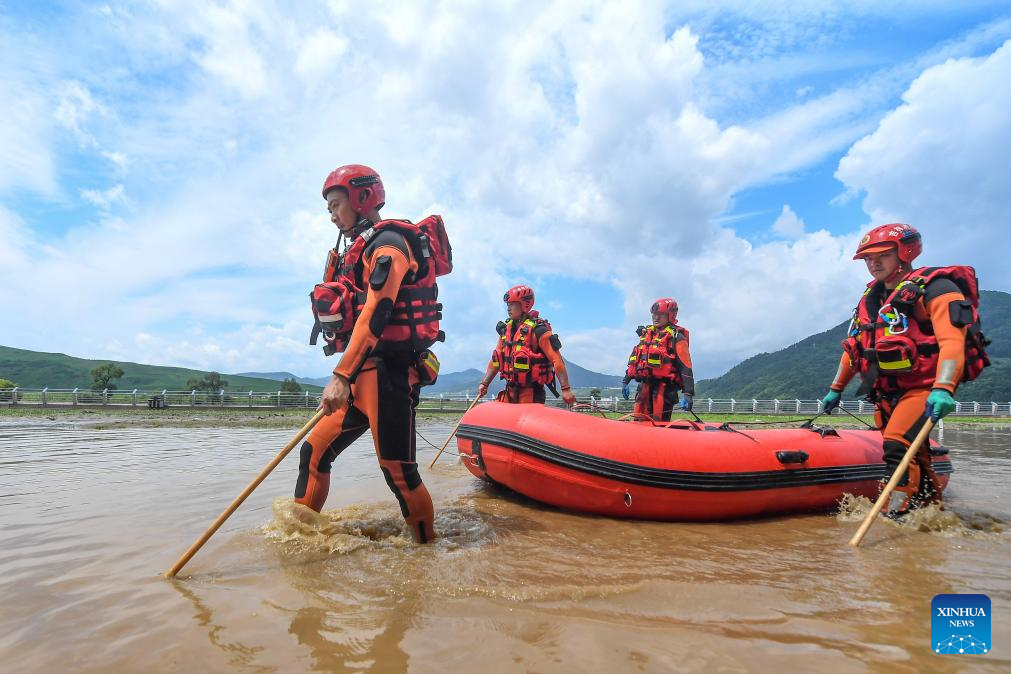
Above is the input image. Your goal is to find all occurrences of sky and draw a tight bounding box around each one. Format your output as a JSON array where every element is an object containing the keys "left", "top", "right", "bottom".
[{"left": 2, "top": 0, "right": 1010, "bottom": 382}]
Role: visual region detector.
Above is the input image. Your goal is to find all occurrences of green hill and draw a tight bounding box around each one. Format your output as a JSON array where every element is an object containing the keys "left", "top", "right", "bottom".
[
  {"left": 422, "top": 361, "right": 624, "bottom": 395},
  {"left": 698, "top": 290, "right": 1011, "bottom": 401},
  {"left": 0, "top": 345, "right": 321, "bottom": 391}
]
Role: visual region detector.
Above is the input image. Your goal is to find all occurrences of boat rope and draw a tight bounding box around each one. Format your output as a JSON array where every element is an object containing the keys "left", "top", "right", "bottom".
[{"left": 416, "top": 428, "right": 465, "bottom": 458}]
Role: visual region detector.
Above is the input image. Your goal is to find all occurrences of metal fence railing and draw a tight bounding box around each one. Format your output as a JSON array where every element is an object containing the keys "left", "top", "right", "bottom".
[{"left": 1, "top": 388, "right": 1010, "bottom": 417}]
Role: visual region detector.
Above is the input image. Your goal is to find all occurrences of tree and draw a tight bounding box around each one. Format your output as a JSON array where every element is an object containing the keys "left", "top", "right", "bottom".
[
  {"left": 589, "top": 387, "right": 602, "bottom": 399},
  {"left": 0, "top": 378, "right": 16, "bottom": 389},
  {"left": 280, "top": 378, "right": 302, "bottom": 393},
  {"left": 91, "top": 363, "right": 124, "bottom": 391},
  {"left": 185, "top": 372, "right": 229, "bottom": 392}
]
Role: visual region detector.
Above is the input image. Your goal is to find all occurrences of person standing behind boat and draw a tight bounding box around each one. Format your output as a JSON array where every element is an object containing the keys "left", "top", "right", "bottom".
[
  {"left": 819, "top": 223, "right": 990, "bottom": 517},
  {"left": 476, "top": 285, "right": 578, "bottom": 407},
  {"left": 299, "top": 164, "right": 453, "bottom": 544},
  {"left": 621, "top": 298, "right": 695, "bottom": 422}
]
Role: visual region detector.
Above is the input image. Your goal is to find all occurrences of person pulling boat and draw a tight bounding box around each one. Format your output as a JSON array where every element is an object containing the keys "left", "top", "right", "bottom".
[{"left": 820, "top": 223, "right": 989, "bottom": 518}]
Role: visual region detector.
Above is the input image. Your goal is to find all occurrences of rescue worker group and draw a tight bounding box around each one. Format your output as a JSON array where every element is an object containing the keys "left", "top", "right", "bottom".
[{"left": 300, "top": 164, "right": 990, "bottom": 542}]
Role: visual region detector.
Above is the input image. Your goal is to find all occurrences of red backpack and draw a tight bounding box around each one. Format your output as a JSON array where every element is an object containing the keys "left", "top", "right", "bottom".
[{"left": 310, "top": 215, "right": 452, "bottom": 355}]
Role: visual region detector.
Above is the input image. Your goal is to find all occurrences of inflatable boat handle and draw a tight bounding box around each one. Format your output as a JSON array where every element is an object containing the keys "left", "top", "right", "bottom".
[{"left": 775, "top": 450, "right": 810, "bottom": 465}]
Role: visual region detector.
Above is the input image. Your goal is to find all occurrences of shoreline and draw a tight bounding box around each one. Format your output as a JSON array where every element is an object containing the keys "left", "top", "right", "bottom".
[{"left": 3, "top": 404, "right": 1009, "bottom": 430}]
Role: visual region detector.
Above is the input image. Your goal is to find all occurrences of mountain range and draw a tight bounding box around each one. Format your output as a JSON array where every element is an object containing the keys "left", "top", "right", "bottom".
[
  {"left": 696, "top": 290, "right": 1011, "bottom": 400},
  {"left": 3, "top": 290, "right": 1007, "bottom": 399}
]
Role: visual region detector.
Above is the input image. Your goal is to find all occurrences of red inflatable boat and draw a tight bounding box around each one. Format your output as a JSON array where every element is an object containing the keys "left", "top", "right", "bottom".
[{"left": 456, "top": 402, "right": 952, "bottom": 521}]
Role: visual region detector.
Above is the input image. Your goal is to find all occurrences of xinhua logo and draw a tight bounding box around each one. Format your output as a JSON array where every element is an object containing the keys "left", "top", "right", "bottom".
[{"left": 931, "top": 594, "right": 990, "bottom": 655}]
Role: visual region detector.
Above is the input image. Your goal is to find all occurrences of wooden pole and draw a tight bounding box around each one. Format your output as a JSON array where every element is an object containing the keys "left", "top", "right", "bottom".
[
  {"left": 164, "top": 408, "right": 327, "bottom": 577},
  {"left": 849, "top": 418, "right": 935, "bottom": 547},
  {"left": 428, "top": 396, "right": 481, "bottom": 468}
]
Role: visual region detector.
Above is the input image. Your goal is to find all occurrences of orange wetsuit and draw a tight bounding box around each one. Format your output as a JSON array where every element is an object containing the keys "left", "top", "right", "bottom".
[
  {"left": 830, "top": 278, "right": 966, "bottom": 508},
  {"left": 295, "top": 228, "right": 435, "bottom": 543}
]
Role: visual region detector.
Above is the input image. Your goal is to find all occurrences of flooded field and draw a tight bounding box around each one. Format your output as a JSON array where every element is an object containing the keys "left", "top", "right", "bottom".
[{"left": 0, "top": 417, "right": 1008, "bottom": 673}]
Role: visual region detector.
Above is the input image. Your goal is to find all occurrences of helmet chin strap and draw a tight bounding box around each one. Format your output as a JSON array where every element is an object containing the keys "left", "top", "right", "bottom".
[
  {"left": 885, "top": 264, "right": 909, "bottom": 287},
  {"left": 352, "top": 216, "right": 373, "bottom": 237}
]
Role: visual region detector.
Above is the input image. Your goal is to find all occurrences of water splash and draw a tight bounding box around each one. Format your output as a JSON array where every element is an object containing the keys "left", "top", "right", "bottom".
[
  {"left": 262, "top": 498, "right": 412, "bottom": 555},
  {"left": 836, "top": 493, "right": 1005, "bottom": 537},
  {"left": 261, "top": 497, "right": 501, "bottom": 557}
]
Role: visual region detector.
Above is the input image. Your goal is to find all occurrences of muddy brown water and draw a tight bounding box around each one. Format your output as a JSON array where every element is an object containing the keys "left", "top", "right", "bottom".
[{"left": 0, "top": 419, "right": 1008, "bottom": 673}]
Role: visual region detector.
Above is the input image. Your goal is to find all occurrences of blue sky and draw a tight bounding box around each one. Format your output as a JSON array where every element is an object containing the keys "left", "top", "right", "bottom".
[{"left": 2, "top": 1, "right": 1010, "bottom": 382}]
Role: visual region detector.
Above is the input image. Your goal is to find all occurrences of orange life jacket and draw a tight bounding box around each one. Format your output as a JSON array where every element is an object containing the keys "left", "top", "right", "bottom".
[
  {"left": 626, "top": 324, "right": 689, "bottom": 384},
  {"left": 493, "top": 313, "right": 557, "bottom": 387},
  {"left": 309, "top": 215, "right": 452, "bottom": 355},
  {"left": 842, "top": 265, "right": 989, "bottom": 394}
]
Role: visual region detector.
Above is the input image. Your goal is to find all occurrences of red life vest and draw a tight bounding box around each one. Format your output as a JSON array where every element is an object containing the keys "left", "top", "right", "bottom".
[
  {"left": 309, "top": 215, "right": 452, "bottom": 355},
  {"left": 842, "top": 265, "right": 990, "bottom": 394},
  {"left": 626, "top": 324, "right": 689, "bottom": 384},
  {"left": 493, "top": 313, "right": 557, "bottom": 387}
]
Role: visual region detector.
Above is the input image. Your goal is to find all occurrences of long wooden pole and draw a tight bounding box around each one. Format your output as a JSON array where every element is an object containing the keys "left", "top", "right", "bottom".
[
  {"left": 164, "top": 408, "right": 327, "bottom": 577},
  {"left": 428, "top": 396, "right": 481, "bottom": 468},
  {"left": 849, "top": 418, "right": 935, "bottom": 547}
]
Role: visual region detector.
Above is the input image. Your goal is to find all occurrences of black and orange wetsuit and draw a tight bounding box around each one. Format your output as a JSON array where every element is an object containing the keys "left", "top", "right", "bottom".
[
  {"left": 625, "top": 324, "right": 694, "bottom": 422},
  {"left": 295, "top": 227, "right": 435, "bottom": 543},
  {"left": 482, "top": 314, "right": 572, "bottom": 404},
  {"left": 831, "top": 271, "right": 969, "bottom": 509}
]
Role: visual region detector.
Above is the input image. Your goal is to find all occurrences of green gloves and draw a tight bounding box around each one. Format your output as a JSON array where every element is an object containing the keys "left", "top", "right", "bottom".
[
  {"left": 821, "top": 390, "right": 842, "bottom": 414},
  {"left": 925, "top": 389, "right": 957, "bottom": 421}
]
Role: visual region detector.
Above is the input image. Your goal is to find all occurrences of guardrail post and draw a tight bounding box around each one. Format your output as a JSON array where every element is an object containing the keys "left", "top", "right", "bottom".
[
  {"left": 73, "top": 388, "right": 79, "bottom": 405},
  {"left": 305, "top": 390, "right": 310, "bottom": 408},
  {"left": 191, "top": 389, "right": 196, "bottom": 406},
  {"left": 11, "top": 387, "right": 17, "bottom": 406},
  {"left": 707, "top": 398, "right": 712, "bottom": 413},
  {"left": 730, "top": 398, "right": 735, "bottom": 413},
  {"left": 277, "top": 391, "right": 281, "bottom": 408},
  {"left": 795, "top": 399, "right": 801, "bottom": 413},
  {"left": 249, "top": 390, "right": 253, "bottom": 408},
  {"left": 103, "top": 388, "right": 109, "bottom": 405},
  {"left": 973, "top": 401, "right": 980, "bottom": 415},
  {"left": 774, "top": 399, "right": 780, "bottom": 413},
  {"left": 42, "top": 387, "right": 48, "bottom": 406},
  {"left": 132, "top": 388, "right": 138, "bottom": 406},
  {"left": 857, "top": 400, "right": 865, "bottom": 415}
]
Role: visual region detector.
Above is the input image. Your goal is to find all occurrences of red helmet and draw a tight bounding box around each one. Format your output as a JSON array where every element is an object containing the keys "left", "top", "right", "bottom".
[
  {"left": 504, "top": 285, "right": 535, "bottom": 313},
  {"left": 322, "top": 164, "right": 386, "bottom": 215},
  {"left": 853, "top": 223, "right": 921, "bottom": 263},
  {"left": 651, "top": 298, "right": 678, "bottom": 317}
]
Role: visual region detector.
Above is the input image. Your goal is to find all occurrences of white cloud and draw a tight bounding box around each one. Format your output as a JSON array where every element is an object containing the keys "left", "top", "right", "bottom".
[
  {"left": 54, "top": 81, "right": 110, "bottom": 147},
  {"left": 836, "top": 39, "right": 1011, "bottom": 288},
  {"left": 2, "top": 2, "right": 1009, "bottom": 384},
  {"left": 80, "top": 184, "right": 127, "bottom": 209},
  {"left": 294, "top": 29, "right": 348, "bottom": 80},
  {"left": 772, "top": 204, "right": 806, "bottom": 238},
  {"left": 0, "top": 40, "right": 57, "bottom": 195}
]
